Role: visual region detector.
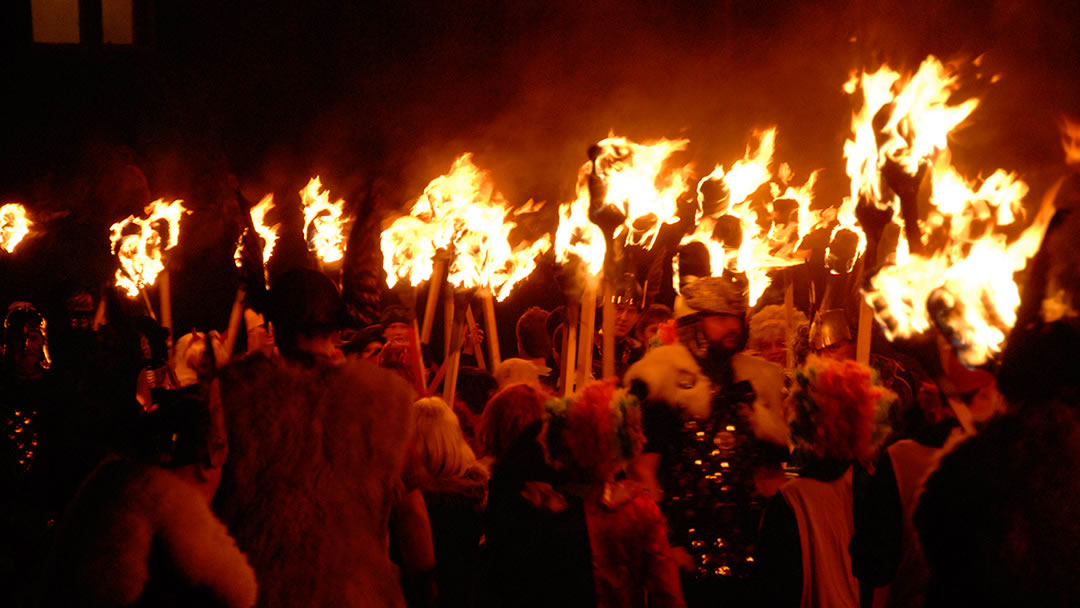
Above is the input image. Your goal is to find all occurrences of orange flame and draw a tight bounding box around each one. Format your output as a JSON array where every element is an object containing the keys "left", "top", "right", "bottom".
[
  {"left": 109, "top": 199, "right": 189, "bottom": 297},
  {"left": 848, "top": 56, "right": 1050, "bottom": 365},
  {"left": 0, "top": 203, "right": 32, "bottom": 253},
  {"left": 590, "top": 135, "right": 692, "bottom": 249},
  {"left": 555, "top": 135, "right": 691, "bottom": 277},
  {"left": 555, "top": 172, "right": 606, "bottom": 278},
  {"left": 680, "top": 128, "right": 823, "bottom": 305},
  {"left": 300, "top": 177, "right": 347, "bottom": 264},
  {"left": 381, "top": 154, "right": 551, "bottom": 301},
  {"left": 233, "top": 194, "right": 279, "bottom": 278}
]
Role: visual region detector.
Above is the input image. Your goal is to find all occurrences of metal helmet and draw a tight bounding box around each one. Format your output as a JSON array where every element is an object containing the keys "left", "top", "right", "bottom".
[
  {"left": 613, "top": 274, "right": 644, "bottom": 309},
  {"left": 3, "top": 302, "right": 51, "bottom": 371},
  {"left": 809, "top": 308, "right": 853, "bottom": 351}
]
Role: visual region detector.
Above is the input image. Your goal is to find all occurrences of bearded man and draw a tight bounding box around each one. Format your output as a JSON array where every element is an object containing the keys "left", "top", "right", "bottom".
[{"left": 625, "top": 274, "right": 788, "bottom": 606}]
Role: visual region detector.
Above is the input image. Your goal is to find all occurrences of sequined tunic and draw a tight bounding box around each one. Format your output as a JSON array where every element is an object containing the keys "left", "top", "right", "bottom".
[
  {"left": 4, "top": 406, "right": 39, "bottom": 476},
  {"left": 643, "top": 380, "right": 769, "bottom": 580}
]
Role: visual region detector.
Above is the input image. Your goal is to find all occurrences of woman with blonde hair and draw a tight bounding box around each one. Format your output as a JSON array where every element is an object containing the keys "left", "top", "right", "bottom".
[
  {"left": 412, "top": 397, "right": 486, "bottom": 482},
  {"left": 410, "top": 397, "right": 489, "bottom": 607}
]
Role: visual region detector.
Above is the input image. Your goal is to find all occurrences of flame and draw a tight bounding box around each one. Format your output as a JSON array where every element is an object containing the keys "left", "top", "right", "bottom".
[
  {"left": 555, "top": 174, "right": 606, "bottom": 277},
  {"left": 109, "top": 199, "right": 188, "bottom": 297},
  {"left": 555, "top": 135, "right": 691, "bottom": 277},
  {"left": 849, "top": 56, "right": 1050, "bottom": 366},
  {"left": 300, "top": 177, "right": 347, "bottom": 264},
  {"left": 233, "top": 194, "right": 279, "bottom": 275},
  {"left": 0, "top": 203, "right": 32, "bottom": 253},
  {"left": 589, "top": 135, "right": 692, "bottom": 249},
  {"left": 679, "top": 128, "right": 823, "bottom": 305},
  {"left": 381, "top": 154, "right": 551, "bottom": 301}
]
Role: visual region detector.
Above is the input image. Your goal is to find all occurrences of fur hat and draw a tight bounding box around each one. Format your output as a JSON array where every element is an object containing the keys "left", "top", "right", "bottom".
[
  {"left": 676, "top": 275, "right": 749, "bottom": 320},
  {"left": 268, "top": 268, "right": 342, "bottom": 344}
]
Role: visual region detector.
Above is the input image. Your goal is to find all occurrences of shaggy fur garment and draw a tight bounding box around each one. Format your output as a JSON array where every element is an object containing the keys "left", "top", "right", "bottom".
[
  {"left": 43, "top": 458, "right": 257, "bottom": 607},
  {"left": 625, "top": 344, "right": 789, "bottom": 446},
  {"left": 214, "top": 355, "right": 414, "bottom": 608}
]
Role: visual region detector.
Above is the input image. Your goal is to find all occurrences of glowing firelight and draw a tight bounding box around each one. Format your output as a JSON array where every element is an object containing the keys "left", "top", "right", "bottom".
[
  {"left": 109, "top": 199, "right": 189, "bottom": 297},
  {"left": 590, "top": 135, "right": 692, "bottom": 249},
  {"left": 233, "top": 194, "right": 279, "bottom": 277},
  {"left": 301, "top": 177, "right": 347, "bottom": 264},
  {"left": 679, "top": 128, "right": 823, "bottom": 305},
  {"left": 554, "top": 170, "right": 605, "bottom": 278},
  {"left": 848, "top": 56, "right": 1051, "bottom": 366},
  {"left": 555, "top": 135, "right": 691, "bottom": 279},
  {"left": 381, "top": 154, "right": 552, "bottom": 301},
  {"left": 0, "top": 203, "right": 32, "bottom": 253}
]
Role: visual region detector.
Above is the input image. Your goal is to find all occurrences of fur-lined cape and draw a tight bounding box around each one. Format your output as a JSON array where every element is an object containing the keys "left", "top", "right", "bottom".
[
  {"left": 624, "top": 343, "right": 789, "bottom": 446},
  {"left": 42, "top": 459, "right": 257, "bottom": 608},
  {"left": 214, "top": 355, "right": 414, "bottom": 608}
]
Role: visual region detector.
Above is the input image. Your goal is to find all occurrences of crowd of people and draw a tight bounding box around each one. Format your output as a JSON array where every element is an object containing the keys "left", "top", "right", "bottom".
[{"left": 2, "top": 165, "right": 1080, "bottom": 608}]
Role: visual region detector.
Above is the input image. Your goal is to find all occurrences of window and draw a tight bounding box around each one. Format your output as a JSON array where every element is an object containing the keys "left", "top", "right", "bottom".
[
  {"left": 30, "top": 0, "right": 139, "bottom": 46},
  {"left": 31, "top": 0, "right": 80, "bottom": 44},
  {"left": 102, "top": 0, "right": 133, "bottom": 45}
]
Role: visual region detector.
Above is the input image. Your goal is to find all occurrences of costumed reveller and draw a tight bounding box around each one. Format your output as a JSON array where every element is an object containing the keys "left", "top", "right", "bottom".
[
  {"left": 809, "top": 308, "right": 917, "bottom": 417},
  {"left": 747, "top": 304, "right": 809, "bottom": 368},
  {"left": 0, "top": 302, "right": 62, "bottom": 603},
  {"left": 623, "top": 274, "right": 789, "bottom": 605},
  {"left": 409, "top": 397, "right": 489, "bottom": 608},
  {"left": 381, "top": 304, "right": 414, "bottom": 345},
  {"left": 593, "top": 273, "right": 646, "bottom": 380},
  {"left": 850, "top": 371, "right": 973, "bottom": 608},
  {"left": 482, "top": 383, "right": 596, "bottom": 608},
  {"left": 516, "top": 306, "right": 557, "bottom": 387},
  {"left": 39, "top": 388, "right": 257, "bottom": 608},
  {"left": 538, "top": 380, "right": 686, "bottom": 608},
  {"left": 635, "top": 303, "right": 674, "bottom": 351},
  {"left": 213, "top": 269, "right": 420, "bottom": 607},
  {"left": 756, "top": 355, "right": 894, "bottom": 608}
]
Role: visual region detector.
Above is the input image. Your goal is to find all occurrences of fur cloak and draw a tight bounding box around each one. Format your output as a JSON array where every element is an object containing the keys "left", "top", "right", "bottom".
[
  {"left": 42, "top": 458, "right": 257, "bottom": 608},
  {"left": 625, "top": 344, "right": 789, "bottom": 446},
  {"left": 214, "top": 355, "right": 414, "bottom": 608}
]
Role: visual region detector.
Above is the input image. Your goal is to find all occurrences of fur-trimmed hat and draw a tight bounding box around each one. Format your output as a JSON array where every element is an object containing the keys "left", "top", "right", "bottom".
[{"left": 675, "top": 275, "right": 749, "bottom": 320}]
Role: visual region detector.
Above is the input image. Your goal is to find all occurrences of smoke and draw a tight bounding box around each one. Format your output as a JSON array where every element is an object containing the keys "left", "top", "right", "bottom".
[{"left": 3, "top": 0, "right": 1079, "bottom": 333}]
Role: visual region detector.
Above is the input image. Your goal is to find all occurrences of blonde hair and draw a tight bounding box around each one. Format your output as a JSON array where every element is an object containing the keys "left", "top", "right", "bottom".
[
  {"left": 412, "top": 397, "right": 478, "bottom": 479},
  {"left": 748, "top": 304, "right": 809, "bottom": 351}
]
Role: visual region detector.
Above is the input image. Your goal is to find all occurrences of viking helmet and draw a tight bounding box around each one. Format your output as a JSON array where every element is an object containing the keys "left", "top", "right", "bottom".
[
  {"left": 3, "top": 302, "right": 51, "bottom": 371},
  {"left": 809, "top": 308, "right": 853, "bottom": 351}
]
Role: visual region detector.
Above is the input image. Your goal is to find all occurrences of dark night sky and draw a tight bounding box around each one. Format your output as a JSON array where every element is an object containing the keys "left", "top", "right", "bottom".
[{"left": 2, "top": 0, "right": 1079, "bottom": 339}]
